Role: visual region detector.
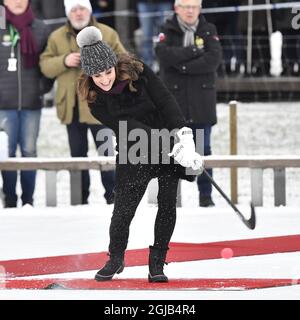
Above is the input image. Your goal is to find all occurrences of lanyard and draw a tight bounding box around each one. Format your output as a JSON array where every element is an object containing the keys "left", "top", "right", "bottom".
[{"left": 9, "top": 24, "right": 20, "bottom": 48}]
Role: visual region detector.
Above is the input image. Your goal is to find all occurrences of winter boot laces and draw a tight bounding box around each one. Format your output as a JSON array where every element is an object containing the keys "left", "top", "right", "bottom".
[
  {"left": 95, "top": 253, "right": 124, "bottom": 281},
  {"left": 148, "top": 246, "right": 169, "bottom": 283}
]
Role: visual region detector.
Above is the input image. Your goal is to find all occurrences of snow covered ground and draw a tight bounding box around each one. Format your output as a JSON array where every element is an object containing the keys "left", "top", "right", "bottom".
[
  {"left": 0, "top": 102, "right": 300, "bottom": 300},
  {"left": 0, "top": 205, "right": 300, "bottom": 300}
]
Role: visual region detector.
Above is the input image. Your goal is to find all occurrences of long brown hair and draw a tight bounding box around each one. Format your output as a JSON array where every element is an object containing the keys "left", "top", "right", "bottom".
[{"left": 77, "top": 53, "right": 144, "bottom": 104}]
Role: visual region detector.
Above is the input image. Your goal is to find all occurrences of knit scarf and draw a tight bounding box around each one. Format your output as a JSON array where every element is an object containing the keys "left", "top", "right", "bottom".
[
  {"left": 5, "top": 5, "right": 39, "bottom": 68},
  {"left": 94, "top": 80, "right": 129, "bottom": 95},
  {"left": 176, "top": 15, "right": 199, "bottom": 47}
]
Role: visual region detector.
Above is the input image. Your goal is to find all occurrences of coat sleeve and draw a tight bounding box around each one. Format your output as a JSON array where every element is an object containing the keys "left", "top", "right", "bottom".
[
  {"left": 90, "top": 100, "right": 153, "bottom": 137},
  {"left": 142, "top": 64, "right": 186, "bottom": 130},
  {"left": 39, "top": 32, "right": 69, "bottom": 79},
  {"left": 155, "top": 27, "right": 203, "bottom": 69},
  {"left": 175, "top": 24, "right": 222, "bottom": 75}
]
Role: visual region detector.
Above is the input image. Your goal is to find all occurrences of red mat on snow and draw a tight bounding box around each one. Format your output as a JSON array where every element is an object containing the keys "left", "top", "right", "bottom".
[
  {"left": 2, "top": 278, "right": 300, "bottom": 291},
  {"left": 1, "top": 234, "right": 300, "bottom": 278}
]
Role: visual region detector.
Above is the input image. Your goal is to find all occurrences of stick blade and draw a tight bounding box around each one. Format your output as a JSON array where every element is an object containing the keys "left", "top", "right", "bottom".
[{"left": 243, "top": 203, "right": 256, "bottom": 230}]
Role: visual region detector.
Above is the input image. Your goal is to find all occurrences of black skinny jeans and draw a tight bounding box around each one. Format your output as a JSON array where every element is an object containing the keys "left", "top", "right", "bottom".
[{"left": 108, "top": 163, "right": 179, "bottom": 255}]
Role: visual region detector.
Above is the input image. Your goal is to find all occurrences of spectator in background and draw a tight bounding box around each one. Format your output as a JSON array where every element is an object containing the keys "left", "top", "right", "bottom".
[
  {"left": 136, "top": 0, "right": 173, "bottom": 69},
  {"left": 30, "top": 0, "right": 66, "bottom": 31},
  {"left": 40, "top": 0, "right": 126, "bottom": 205},
  {"left": 155, "top": 0, "right": 222, "bottom": 207},
  {"left": 91, "top": 0, "right": 115, "bottom": 28},
  {"left": 0, "top": 0, "right": 50, "bottom": 208}
]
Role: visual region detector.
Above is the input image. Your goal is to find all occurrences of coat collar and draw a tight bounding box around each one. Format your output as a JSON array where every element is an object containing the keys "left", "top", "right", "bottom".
[{"left": 165, "top": 13, "right": 207, "bottom": 34}]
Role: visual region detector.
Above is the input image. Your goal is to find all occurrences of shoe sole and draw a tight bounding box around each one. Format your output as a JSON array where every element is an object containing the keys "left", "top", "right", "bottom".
[
  {"left": 95, "top": 265, "right": 124, "bottom": 282},
  {"left": 148, "top": 273, "right": 168, "bottom": 283}
]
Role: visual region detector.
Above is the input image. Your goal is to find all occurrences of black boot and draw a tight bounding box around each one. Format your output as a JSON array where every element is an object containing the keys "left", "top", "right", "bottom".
[
  {"left": 4, "top": 197, "right": 17, "bottom": 208},
  {"left": 95, "top": 253, "right": 124, "bottom": 281},
  {"left": 148, "top": 246, "right": 169, "bottom": 283},
  {"left": 199, "top": 195, "right": 215, "bottom": 207}
]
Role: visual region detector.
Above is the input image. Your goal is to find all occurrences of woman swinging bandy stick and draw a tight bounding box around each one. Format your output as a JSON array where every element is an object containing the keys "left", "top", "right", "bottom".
[{"left": 76, "top": 26, "right": 204, "bottom": 282}]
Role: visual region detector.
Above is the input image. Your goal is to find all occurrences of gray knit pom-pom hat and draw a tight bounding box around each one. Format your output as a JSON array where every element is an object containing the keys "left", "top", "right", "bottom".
[{"left": 76, "top": 26, "right": 117, "bottom": 76}]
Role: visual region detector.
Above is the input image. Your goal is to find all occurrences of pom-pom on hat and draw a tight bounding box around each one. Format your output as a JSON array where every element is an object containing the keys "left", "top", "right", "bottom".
[{"left": 76, "top": 26, "right": 118, "bottom": 76}]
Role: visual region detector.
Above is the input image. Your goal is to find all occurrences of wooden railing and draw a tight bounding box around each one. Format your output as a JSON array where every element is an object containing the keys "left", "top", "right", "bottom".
[
  {"left": 0, "top": 157, "right": 115, "bottom": 207},
  {"left": 217, "top": 77, "right": 300, "bottom": 93},
  {"left": 1, "top": 155, "right": 300, "bottom": 207}
]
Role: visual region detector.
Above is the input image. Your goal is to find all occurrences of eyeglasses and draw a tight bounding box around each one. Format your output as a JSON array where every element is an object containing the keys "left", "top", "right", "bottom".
[{"left": 178, "top": 5, "right": 200, "bottom": 11}]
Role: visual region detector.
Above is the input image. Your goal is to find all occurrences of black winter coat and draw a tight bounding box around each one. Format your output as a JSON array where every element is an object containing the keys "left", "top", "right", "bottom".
[
  {"left": 155, "top": 14, "right": 222, "bottom": 125},
  {"left": 0, "top": 19, "right": 50, "bottom": 110},
  {"left": 89, "top": 64, "right": 195, "bottom": 181}
]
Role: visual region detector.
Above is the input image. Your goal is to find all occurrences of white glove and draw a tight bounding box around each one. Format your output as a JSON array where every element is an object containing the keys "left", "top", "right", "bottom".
[
  {"left": 172, "top": 127, "right": 195, "bottom": 156},
  {"left": 168, "top": 143, "right": 204, "bottom": 173},
  {"left": 176, "top": 126, "right": 194, "bottom": 145},
  {"left": 191, "top": 152, "right": 204, "bottom": 172},
  {"left": 168, "top": 126, "right": 204, "bottom": 172}
]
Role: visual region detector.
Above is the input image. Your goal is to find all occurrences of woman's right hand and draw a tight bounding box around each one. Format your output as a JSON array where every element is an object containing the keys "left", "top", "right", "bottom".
[{"left": 168, "top": 142, "right": 204, "bottom": 172}]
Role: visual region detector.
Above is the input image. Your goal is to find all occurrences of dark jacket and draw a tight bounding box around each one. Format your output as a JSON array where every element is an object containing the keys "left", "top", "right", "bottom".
[
  {"left": 89, "top": 63, "right": 195, "bottom": 181},
  {"left": 0, "top": 19, "right": 50, "bottom": 110},
  {"left": 30, "top": 0, "right": 65, "bottom": 19},
  {"left": 155, "top": 14, "right": 222, "bottom": 125}
]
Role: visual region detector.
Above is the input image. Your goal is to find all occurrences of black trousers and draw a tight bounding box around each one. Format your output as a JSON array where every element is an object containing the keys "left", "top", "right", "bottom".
[
  {"left": 108, "top": 163, "right": 179, "bottom": 255},
  {"left": 66, "top": 106, "right": 115, "bottom": 203}
]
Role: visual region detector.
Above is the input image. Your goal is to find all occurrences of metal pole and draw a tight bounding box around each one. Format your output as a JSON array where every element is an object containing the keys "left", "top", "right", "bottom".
[
  {"left": 247, "top": 0, "right": 253, "bottom": 74},
  {"left": 265, "top": 0, "right": 273, "bottom": 38},
  {"left": 265, "top": 0, "right": 274, "bottom": 76},
  {"left": 229, "top": 101, "right": 238, "bottom": 204}
]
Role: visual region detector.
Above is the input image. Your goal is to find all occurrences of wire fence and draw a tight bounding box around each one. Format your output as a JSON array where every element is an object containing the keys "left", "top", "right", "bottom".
[{"left": 38, "top": 1, "right": 300, "bottom": 102}]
